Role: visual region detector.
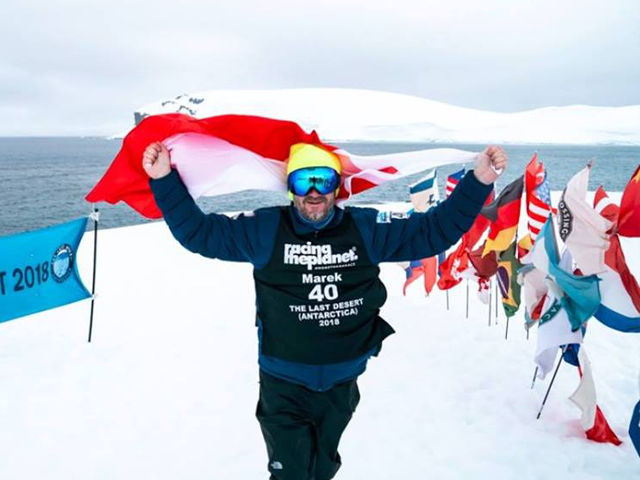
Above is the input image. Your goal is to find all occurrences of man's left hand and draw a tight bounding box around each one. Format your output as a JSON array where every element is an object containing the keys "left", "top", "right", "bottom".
[{"left": 473, "top": 146, "right": 508, "bottom": 185}]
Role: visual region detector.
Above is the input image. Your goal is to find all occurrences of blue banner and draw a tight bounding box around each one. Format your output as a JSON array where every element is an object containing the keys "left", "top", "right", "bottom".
[
  {"left": 631, "top": 400, "right": 640, "bottom": 457},
  {"left": 0, "top": 218, "right": 91, "bottom": 323}
]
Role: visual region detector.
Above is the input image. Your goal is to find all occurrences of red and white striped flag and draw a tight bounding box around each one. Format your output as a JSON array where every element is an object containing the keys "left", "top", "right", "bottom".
[
  {"left": 86, "top": 114, "right": 478, "bottom": 218},
  {"left": 445, "top": 168, "right": 466, "bottom": 198},
  {"left": 525, "top": 154, "right": 552, "bottom": 242}
]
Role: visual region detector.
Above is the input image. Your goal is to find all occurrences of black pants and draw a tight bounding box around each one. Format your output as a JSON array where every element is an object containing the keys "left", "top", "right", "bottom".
[{"left": 256, "top": 370, "right": 361, "bottom": 480}]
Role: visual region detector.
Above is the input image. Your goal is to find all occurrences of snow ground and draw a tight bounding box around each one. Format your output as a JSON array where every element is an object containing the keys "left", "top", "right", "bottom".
[{"left": 0, "top": 217, "right": 638, "bottom": 480}]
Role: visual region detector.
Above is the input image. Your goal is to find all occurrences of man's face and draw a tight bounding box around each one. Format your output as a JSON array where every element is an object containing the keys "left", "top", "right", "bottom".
[{"left": 293, "top": 189, "right": 336, "bottom": 222}]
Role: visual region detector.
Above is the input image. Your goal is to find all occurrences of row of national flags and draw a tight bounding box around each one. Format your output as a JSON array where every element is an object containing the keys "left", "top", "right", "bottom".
[
  {"left": 526, "top": 163, "right": 639, "bottom": 449},
  {"left": 399, "top": 157, "right": 640, "bottom": 452}
]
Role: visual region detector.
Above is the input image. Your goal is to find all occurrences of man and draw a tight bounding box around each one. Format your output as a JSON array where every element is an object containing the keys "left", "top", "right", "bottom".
[{"left": 143, "top": 140, "right": 507, "bottom": 480}]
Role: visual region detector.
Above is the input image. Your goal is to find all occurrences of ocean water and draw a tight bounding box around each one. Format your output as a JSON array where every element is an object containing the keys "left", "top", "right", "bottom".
[{"left": 0, "top": 137, "right": 638, "bottom": 236}]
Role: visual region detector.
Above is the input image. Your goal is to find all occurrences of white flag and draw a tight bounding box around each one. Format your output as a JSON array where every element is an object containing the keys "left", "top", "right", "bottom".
[
  {"left": 557, "top": 166, "right": 612, "bottom": 275},
  {"left": 569, "top": 346, "right": 598, "bottom": 430}
]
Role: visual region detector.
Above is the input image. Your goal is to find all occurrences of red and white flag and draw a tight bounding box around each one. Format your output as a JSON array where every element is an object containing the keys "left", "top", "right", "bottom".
[
  {"left": 445, "top": 168, "right": 466, "bottom": 198},
  {"left": 593, "top": 186, "right": 640, "bottom": 332},
  {"left": 569, "top": 346, "right": 622, "bottom": 445},
  {"left": 525, "top": 154, "right": 553, "bottom": 242},
  {"left": 403, "top": 257, "right": 438, "bottom": 296},
  {"left": 437, "top": 236, "right": 470, "bottom": 291},
  {"left": 593, "top": 186, "right": 618, "bottom": 226},
  {"left": 557, "top": 165, "right": 612, "bottom": 276},
  {"left": 86, "top": 114, "right": 478, "bottom": 218}
]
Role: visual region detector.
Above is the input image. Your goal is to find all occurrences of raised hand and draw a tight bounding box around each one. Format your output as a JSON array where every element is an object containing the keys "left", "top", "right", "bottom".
[
  {"left": 473, "top": 146, "right": 508, "bottom": 185},
  {"left": 142, "top": 142, "right": 172, "bottom": 180}
]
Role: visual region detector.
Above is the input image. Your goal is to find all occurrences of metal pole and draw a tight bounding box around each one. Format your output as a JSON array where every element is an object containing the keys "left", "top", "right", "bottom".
[
  {"left": 495, "top": 281, "right": 499, "bottom": 323},
  {"left": 536, "top": 347, "right": 566, "bottom": 419},
  {"left": 505, "top": 316, "right": 510, "bottom": 340},
  {"left": 531, "top": 366, "right": 539, "bottom": 389},
  {"left": 446, "top": 290, "right": 449, "bottom": 311},
  {"left": 488, "top": 280, "right": 492, "bottom": 326},
  {"left": 466, "top": 279, "right": 469, "bottom": 319},
  {"left": 88, "top": 207, "right": 99, "bottom": 343}
]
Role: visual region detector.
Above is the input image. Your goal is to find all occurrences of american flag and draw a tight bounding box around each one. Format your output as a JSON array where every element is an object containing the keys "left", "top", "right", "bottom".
[
  {"left": 527, "top": 169, "right": 552, "bottom": 241},
  {"left": 445, "top": 168, "right": 466, "bottom": 197}
]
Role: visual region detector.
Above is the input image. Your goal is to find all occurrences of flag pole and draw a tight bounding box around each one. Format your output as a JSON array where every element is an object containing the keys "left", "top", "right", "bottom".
[
  {"left": 495, "top": 281, "right": 499, "bottom": 323},
  {"left": 536, "top": 346, "right": 566, "bottom": 419},
  {"left": 531, "top": 366, "right": 539, "bottom": 389},
  {"left": 446, "top": 290, "right": 449, "bottom": 310},
  {"left": 505, "top": 316, "right": 510, "bottom": 340},
  {"left": 466, "top": 279, "right": 469, "bottom": 319},
  {"left": 488, "top": 279, "right": 492, "bottom": 326},
  {"left": 87, "top": 207, "right": 99, "bottom": 343}
]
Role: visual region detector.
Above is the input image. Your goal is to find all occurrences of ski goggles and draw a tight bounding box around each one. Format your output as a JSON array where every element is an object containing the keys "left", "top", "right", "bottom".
[{"left": 287, "top": 167, "right": 341, "bottom": 196}]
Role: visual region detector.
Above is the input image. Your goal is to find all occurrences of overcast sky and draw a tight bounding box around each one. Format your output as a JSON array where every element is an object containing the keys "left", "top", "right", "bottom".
[{"left": 1, "top": 0, "right": 638, "bottom": 136}]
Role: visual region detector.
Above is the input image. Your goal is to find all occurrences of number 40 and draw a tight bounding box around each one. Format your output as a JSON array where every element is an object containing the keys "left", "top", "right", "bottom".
[{"left": 308, "top": 284, "right": 338, "bottom": 302}]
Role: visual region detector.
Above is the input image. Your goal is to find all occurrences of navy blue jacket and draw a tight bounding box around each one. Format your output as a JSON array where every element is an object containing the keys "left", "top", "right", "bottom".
[{"left": 150, "top": 169, "right": 493, "bottom": 391}]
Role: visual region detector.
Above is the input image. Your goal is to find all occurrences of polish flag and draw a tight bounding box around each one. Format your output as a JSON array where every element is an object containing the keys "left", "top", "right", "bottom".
[{"left": 86, "top": 114, "right": 478, "bottom": 219}]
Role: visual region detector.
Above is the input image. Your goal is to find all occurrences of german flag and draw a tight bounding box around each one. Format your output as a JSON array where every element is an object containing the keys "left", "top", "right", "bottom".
[
  {"left": 497, "top": 242, "right": 522, "bottom": 317},
  {"left": 481, "top": 175, "right": 524, "bottom": 257}
]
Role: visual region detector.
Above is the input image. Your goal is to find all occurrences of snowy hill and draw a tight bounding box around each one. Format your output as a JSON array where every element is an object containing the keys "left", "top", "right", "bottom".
[
  {"left": 134, "top": 88, "right": 640, "bottom": 145},
  {"left": 1, "top": 201, "right": 638, "bottom": 479}
]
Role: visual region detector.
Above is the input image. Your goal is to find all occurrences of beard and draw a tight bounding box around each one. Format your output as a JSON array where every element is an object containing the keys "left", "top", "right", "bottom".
[{"left": 294, "top": 194, "right": 335, "bottom": 222}]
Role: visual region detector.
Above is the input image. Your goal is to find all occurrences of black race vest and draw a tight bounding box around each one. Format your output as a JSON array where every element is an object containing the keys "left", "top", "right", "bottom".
[{"left": 254, "top": 207, "right": 395, "bottom": 365}]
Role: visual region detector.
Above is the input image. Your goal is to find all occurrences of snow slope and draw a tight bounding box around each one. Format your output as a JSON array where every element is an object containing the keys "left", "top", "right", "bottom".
[
  {"left": 134, "top": 88, "right": 640, "bottom": 145},
  {"left": 0, "top": 208, "right": 638, "bottom": 479}
]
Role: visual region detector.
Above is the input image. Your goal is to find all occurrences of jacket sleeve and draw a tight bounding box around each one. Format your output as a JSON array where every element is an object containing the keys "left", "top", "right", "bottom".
[
  {"left": 149, "top": 169, "right": 279, "bottom": 267},
  {"left": 351, "top": 170, "right": 494, "bottom": 263}
]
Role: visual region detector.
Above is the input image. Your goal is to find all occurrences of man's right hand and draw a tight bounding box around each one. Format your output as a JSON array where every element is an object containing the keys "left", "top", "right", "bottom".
[{"left": 142, "top": 142, "right": 172, "bottom": 179}]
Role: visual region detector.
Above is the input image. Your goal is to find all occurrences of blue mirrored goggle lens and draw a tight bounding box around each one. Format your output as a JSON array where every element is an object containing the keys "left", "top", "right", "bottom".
[{"left": 287, "top": 167, "right": 340, "bottom": 196}]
